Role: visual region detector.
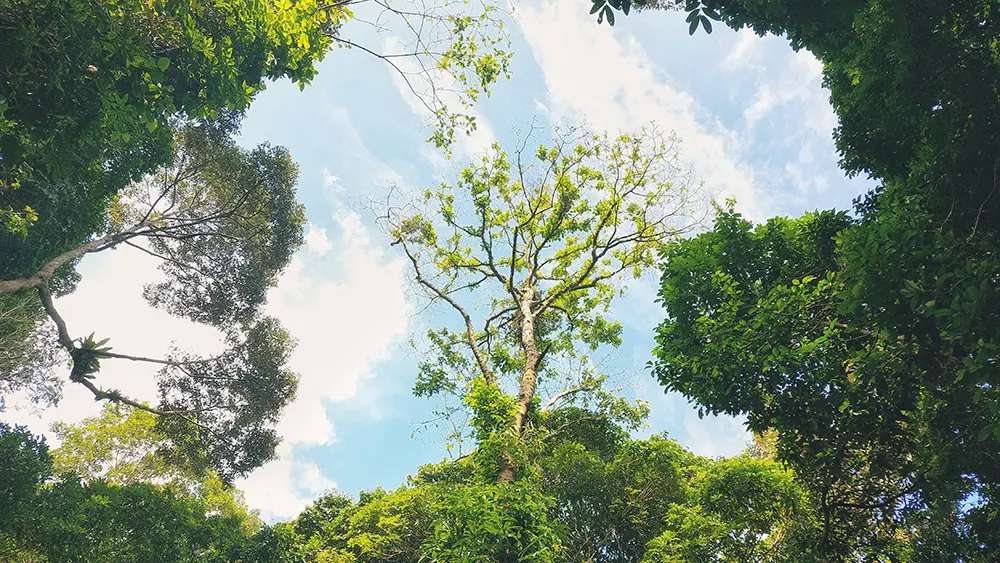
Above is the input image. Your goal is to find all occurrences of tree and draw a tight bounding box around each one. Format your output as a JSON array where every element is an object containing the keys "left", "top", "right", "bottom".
[
  {"left": 50, "top": 404, "right": 263, "bottom": 532},
  {"left": 288, "top": 409, "right": 814, "bottom": 562},
  {"left": 383, "top": 125, "right": 700, "bottom": 482},
  {"left": 0, "top": 423, "right": 293, "bottom": 563},
  {"left": 0, "top": 0, "right": 343, "bottom": 241},
  {"left": 652, "top": 206, "right": 999, "bottom": 560},
  {"left": 0, "top": 0, "right": 511, "bottom": 242},
  {"left": 0, "top": 423, "right": 52, "bottom": 543},
  {"left": 572, "top": 1, "right": 1000, "bottom": 559},
  {"left": 1, "top": 117, "right": 304, "bottom": 481}
]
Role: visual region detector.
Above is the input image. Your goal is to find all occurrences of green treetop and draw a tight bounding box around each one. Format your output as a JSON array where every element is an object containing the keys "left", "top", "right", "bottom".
[{"left": 383, "top": 125, "right": 701, "bottom": 482}]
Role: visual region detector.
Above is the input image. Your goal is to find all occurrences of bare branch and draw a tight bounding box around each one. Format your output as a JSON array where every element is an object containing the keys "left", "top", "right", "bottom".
[
  {"left": 397, "top": 237, "right": 496, "bottom": 386},
  {"left": 541, "top": 382, "right": 600, "bottom": 411},
  {"left": 36, "top": 283, "right": 73, "bottom": 350},
  {"left": 0, "top": 230, "right": 136, "bottom": 294}
]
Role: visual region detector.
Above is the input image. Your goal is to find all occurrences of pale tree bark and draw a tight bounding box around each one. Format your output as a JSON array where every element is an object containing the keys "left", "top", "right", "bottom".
[
  {"left": 497, "top": 284, "right": 541, "bottom": 483},
  {"left": 0, "top": 230, "right": 131, "bottom": 293}
]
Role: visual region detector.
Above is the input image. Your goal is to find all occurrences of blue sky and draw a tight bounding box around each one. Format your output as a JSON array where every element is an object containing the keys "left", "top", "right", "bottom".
[{"left": 3, "top": 0, "right": 874, "bottom": 521}]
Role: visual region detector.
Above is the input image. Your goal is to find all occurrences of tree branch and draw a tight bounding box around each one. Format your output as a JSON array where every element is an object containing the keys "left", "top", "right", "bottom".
[
  {"left": 541, "top": 381, "right": 598, "bottom": 411},
  {"left": 397, "top": 237, "right": 496, "bottom": 386},
  {"left": 0, "top": 229, "right": 138, "bottom": 294}
]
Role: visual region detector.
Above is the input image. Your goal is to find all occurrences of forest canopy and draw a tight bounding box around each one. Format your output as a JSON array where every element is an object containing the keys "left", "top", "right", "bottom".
[{"left": 2, "top": 0, "right": 999, "bottom": 561}]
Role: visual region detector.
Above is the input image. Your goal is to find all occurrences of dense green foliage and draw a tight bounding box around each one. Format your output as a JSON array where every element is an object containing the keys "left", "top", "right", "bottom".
[
  {"left": 629, "top": 0, "right": 1000, "bottom": 560},
  {"left": 50, "top": 405, "right": 263, "bottom": 531},
  {"left": 5, "top": 0, "right": 1000, "bottom": 559},
  {"left": 286, "top": 410, "right": 813, "bottom": 563},
  {"left": 0, "top": 423, "right": 291, "bottom": 562},
  {"left": 0, "top": 0, "right": 340, "bottom": 259}
]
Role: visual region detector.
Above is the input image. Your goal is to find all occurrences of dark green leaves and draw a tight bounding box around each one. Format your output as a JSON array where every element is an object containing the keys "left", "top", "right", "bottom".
[
  {"left": 590, "top": 0, "right": 722, "bottom": 31},
  {"left": 688, "top": 13, "right": 699, "bottom": 34},
  {"left": 683, "top": 3, "right": 714, "bottom": 34},
  {"left": 652, "top": 204, "right": 1000, "bottom": 560},
  {"left": 0, "top": 0, "right": 335, "bottom": 243},
  {"left": 141, "top": 121, "right": 305, "bottom": 329},
  {"left": 590, "top": 0, "right": 628, "bottom": 25},
  {"left": 156, "top": 317, "right": 298, "bottom": 482},
  {"left": 69, "top": 333, "right": 112, "bottom": 381}
]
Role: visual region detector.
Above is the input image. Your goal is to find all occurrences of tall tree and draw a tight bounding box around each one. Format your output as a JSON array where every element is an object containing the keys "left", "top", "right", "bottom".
[
  {"left": 289, "top": 409, "right": 814, "bottom": 562},
  {"left": 1, "top": 117, "right": 304, "bottom": 481},
  {"left": 578, "top": 1, "right": 1000, "bottom": 559},
  {"left": 652, "top": 206, "right": 1000, "bottom": 560},
  {"left": 383, "top": 125, "right": 700, "bottom": 482}
]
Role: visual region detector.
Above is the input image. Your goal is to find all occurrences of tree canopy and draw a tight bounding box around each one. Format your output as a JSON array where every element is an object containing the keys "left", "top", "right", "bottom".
[
  {"left": 5, "top": 0, "right": 1000, "bottom": 560},
  {"left": 383, "top": 125, "right": 700, "bottom": 482},
  {"left": 0, "top": 423, "right": 291, "bottom": 563},
  {"left": 623, "top": 0, "right": 1000, "bottom": 560},
  {"left": 284, "top": 408, "right": 814, "bottom": 563},
  {"left": 1, "top": 117, "right": 305, "bottom": 481},
  {"left": 0, "top": 0, "right": 341, "bottom": 243}
]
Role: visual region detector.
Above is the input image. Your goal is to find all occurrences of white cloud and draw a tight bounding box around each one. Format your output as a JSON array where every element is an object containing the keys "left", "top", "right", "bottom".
[
  {"left": 517, "top": 0, "right": 776, "bottom": 220},
  {"left": 743, "top": 49, "right": 834, "bottom": 136},
  {"left": 722, "top": 27, "right": 763, "bottom": 71},
  {"left": 304, "top": 223, "right": 333, "bottom": 255},
  {"left": 237, "top": 450, "right": 336, "bottom": 519},
  {"left": 321, "top": 168, "right": 344, "bottom": 194},
  {"left": 682, "top": 410, "right": 750, "bottom": 458},
  {"left": 229, "top": 209, "right": 410, "bottom": 519},
  {"left": 263, "top": 209, "right": 410, "bottom": 448},
  {"left": 321, "top": 107, "right": 409, "bottom": 190}
]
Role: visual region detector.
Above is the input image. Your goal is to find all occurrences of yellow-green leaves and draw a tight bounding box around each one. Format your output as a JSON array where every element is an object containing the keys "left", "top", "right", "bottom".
[{"left": 386, "top": 125, "right": 699, "bottom": 469}]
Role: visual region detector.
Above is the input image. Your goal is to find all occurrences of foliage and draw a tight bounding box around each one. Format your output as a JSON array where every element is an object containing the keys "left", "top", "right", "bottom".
[
  {"left": 156, "top": 316, "right": 299, "bottom": 481},
  {"left": 0, "top": 292, "right": 63, "bottom": 409},
  {"left": 571, "top": 0, "right": 1000, "bottom": 559},
  {"left": 0, "top": 0, "right": 341, "bottom": 243},
  {"left": 1, "top": 118, "right": 305, "bottom": 481},
  {"left": 0, "top": 424, "right": 52, "bottom": 539},
  {"left": 386, "top": 125, "right": 699, "bottom": 479},
  {"left": 653, "top": 207, "right": 1000, "bottom": 560},
  {"left": 50, "top": 404, "right": 262, "bottom": 531},
  {"left": 290, "top": 410, "right": 813, "bottom": 562},
  {"left": 0, "top": 423, "right": 288, "bottom": 562}
]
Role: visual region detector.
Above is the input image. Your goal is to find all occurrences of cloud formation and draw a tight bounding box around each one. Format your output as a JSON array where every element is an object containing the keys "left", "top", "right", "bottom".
[{"left": 517, "top": 0, "right": 771, "bottom": 220}]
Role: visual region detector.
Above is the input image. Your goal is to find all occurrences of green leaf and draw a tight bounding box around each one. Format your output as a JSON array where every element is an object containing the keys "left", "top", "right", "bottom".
[
  {"left": 605, "top": 6, "right": 615, "bottom": 25},
  {"left": 688, "top": 17, "right": 699, "bottom": 35},
  {"left": 700, "top": 15, "right": 712, "bottom": 33},
  {"left": 590, "top": 0, "right": 605, "bottom": 15}
]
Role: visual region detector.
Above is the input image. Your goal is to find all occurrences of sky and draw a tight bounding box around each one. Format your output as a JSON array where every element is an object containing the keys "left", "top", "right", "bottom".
[{"left": 2, "top": 0, "right": 874, "bottom": 521}]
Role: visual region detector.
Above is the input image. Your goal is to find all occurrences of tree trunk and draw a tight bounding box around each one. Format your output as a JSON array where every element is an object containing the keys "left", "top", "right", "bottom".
[
  {"left": 496, "top": 286, "right": 539, "bottom": 483},
  {"left": 0, "top": 230, "right": 130, "bottom": 294}
]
